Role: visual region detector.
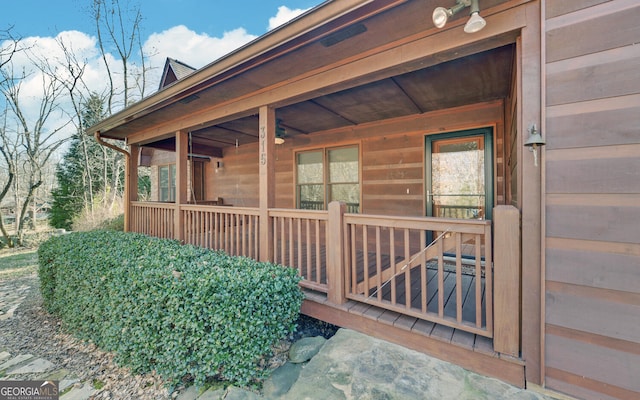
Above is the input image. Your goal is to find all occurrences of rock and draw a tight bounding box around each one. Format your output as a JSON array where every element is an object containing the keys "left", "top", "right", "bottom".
[
  {"left": 284, "top": 329, "right": 554, "bottom": 400},
  {"left": 225, "top": 386, "right": 263, "bottom": 400},
  {"left": 262, "top": 362, "right": 302, "bottom": 398},
  {"left": 60, "top": 382, "right": 96, "bottom": 400},
  {"left": 197, "top": 387, "right": 226, "bottom": 400},
  {"left": 175, "top": 385, "right": 198, "bottom": 400},
  {"left": 0, "top": 354, "right": 34, "bottom": 373},
  {"left": 0, "top": 351, "right": 11, "bottom": 363},
  {"left": 7, "top": 357, "right": 55, "bottom": 375},
  {"left": 288, "top": 336, "right": 326, "bottom": 363}
]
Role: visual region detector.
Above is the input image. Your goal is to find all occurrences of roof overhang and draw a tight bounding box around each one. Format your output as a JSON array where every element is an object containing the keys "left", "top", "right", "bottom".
[
  {"left": 91, "top": 0, "right": 520, "bottom": 158},
  {"left": 90, "top": 0, "right": 405, "bottom": 139}
]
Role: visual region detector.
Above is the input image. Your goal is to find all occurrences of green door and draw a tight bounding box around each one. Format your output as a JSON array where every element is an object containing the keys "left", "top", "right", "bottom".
[{"left": 426, "top": 128, "right": 493, "bottom": 220}]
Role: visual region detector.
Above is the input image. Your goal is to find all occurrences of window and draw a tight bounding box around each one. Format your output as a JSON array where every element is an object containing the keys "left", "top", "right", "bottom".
[
  {"left": 159, "top": 164, "right": 176, "bottom": 202},
  {"left": 296, "top": 146, "right": 360, "bottom": 212}
]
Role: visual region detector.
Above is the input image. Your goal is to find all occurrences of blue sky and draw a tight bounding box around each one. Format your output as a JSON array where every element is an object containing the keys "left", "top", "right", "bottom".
[
  {"left": 1, "top": 0, "right": 325, "bottom": 74},
  {"left": 3, "top": 0, "right": 323, "bottom": 39},
  {"left": 0, "top": 0, "right": 324, "bottom": 144}
]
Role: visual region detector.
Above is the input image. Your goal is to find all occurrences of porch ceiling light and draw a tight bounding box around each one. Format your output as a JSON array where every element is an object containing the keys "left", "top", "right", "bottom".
[
  {"left": 275, "top": 119, "right": 286, "bottom": 145},
  {"left": 432, "top": 0, "right": 486, "bottom": 33}
]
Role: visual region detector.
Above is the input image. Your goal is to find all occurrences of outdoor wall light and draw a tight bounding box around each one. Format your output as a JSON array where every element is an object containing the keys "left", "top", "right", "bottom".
[
  {"left": 524, "top": 124, "right": 546, "bottom": 167},
  {"left": 432, "top": 0, "right": 486, "bottom": 33}
]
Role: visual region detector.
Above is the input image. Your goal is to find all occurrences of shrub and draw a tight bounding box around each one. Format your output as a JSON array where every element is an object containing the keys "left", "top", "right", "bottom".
[{"left": 38, "top": 231, "right": 303, "bottom": 387}]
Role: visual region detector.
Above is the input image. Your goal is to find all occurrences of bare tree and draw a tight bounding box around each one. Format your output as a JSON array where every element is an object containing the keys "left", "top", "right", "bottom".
[
  {"left": 0, "top": 54, "right": 70, "bottom": 245},
  {"left": 0, "top": 27, "right": 21, "bottom": 246},
  {"left": 88, "top": 0, "right": 150, "bottom": 211},
  {"left": 91, "top": 0, "right": 147, "bottom": 112}
]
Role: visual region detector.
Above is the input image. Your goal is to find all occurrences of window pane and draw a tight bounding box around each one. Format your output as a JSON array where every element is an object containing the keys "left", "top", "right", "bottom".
[
  {"left": 329, "top": 147, "right": 358, "bottom": 183},
  {"left": 159, "top": 166, "right": 169, "bottom": 201},
  {"left": 297, "top": 151, "right": 323, "bottom": 184},
  {"left": 159, "top": 166, "right": 169, "bottom": 188},
  {"left": 299, "top": 184, "right": 324, "bottom": 210},
  {"left": 330, "top": 183, "right": 359, "bottom": 204}
]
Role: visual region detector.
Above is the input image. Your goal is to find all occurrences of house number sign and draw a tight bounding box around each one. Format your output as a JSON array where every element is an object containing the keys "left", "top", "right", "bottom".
[{"left": 260, "top": 126, "right": 267, "bottom": 165}]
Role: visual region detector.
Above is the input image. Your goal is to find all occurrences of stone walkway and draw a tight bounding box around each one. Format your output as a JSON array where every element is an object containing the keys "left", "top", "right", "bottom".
[{"left": 1, "top": 272, "right": 571, "bottom": 400}]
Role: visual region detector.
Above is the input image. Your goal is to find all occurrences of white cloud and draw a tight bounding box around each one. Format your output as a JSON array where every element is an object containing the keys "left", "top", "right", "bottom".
[
  {"left": 268, "top": 6, "right": 309, "bottom": 30},
  {"left": 143, "top": 25, "right": 257, "bottom": 81},
  {"left": 1, "top": 6, "right": 311, "bottom": 148}
]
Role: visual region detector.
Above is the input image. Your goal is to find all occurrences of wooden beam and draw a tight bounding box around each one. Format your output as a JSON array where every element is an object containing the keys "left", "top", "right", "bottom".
[
  {"left": 258, "top": 106, "right": 276, "bottom": 262},
  {"left": 127, "top": 144, "right": 140, "bottom": 232},
  {"left": 174, "top": 131, "right": 188, "bottom": 242},
  {"left": 493, "top": 205, "right": 521, "bottom": 356},
  {"left": 327, "top": 201, "right": 347, "bottom": 304},
  {"left": 519, "top": 1, "right": 543, "bottom": 385}
]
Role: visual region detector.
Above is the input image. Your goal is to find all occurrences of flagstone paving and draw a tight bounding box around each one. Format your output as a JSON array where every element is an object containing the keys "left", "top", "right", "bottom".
[{"left": 1, "top": 267, "right": 573, "bottom": 399}]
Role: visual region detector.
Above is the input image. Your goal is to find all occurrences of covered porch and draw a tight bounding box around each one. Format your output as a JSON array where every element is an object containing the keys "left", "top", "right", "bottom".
[
  {"left": 130, "top": 199, "right": 522, "bottom": 384},
  {"left": 92, "top": 0, "right": 544, "bottom": 389}
]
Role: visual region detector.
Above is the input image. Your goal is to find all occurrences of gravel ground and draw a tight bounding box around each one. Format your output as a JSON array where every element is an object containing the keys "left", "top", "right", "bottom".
[
  {"left": 0, "top": 274, "right": 170, "bottom": 399},
  {"left": 0, "top": 272, "right": 338, "bottom": 399}
]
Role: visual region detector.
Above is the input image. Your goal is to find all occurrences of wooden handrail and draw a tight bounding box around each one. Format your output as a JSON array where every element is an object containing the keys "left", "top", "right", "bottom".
[{"left": 127, "top": 201, "right": 521, "bottom": 345}]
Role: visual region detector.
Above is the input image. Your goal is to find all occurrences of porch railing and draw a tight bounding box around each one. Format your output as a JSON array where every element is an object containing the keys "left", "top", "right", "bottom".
[
  {"left": 181, "top": 205, "right": 260, "bottom": 259},
  {"left": 343, "top": 213, "right": 493, "bottom": 337},
  {"left": 269, "top": 209, "right": 329, "bottom": 293},
  {"left": 131, "top": 201, "right": 175, "bottom": 239},
  {"left": 128, "top": 201, "right": 520, "bottom": 355}
]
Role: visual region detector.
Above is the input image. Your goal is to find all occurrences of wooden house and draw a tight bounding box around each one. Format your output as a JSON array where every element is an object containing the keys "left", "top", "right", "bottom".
[{"left": 89, "top": 1, "right": 640, "bottom": 399}]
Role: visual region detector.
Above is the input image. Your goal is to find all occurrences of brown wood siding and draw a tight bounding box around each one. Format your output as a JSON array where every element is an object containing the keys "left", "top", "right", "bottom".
[
  {"left": 544, "top": 1, "right": 640, "bottom": 398},
  {"left": 207, "top": 101, "right": 504, "bottom": 217}
]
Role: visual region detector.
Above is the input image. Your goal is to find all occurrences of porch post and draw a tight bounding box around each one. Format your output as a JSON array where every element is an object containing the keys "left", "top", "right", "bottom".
[
  {"left": 327, "top": 201, "right": 346, "bottom": 305},
  {"left": 174, "top": 130, "right": 188, "bottom": 242},
  {"left": 125, "top": 144, "right": 139, "bottom": 232},
  {"left": 493, "top": 205, "right": 521, "bottom": 357},
  {"left": 519, "top": 1, "right": 543, "bottom": 384},
  {"left": 258, "top": 106, "right": 275, "bottom": 262}
]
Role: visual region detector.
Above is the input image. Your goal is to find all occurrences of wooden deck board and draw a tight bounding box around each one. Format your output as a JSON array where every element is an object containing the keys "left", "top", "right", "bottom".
[
  {"left": 300, "top": 294, "right": 526, "bottom": 388},
  {"left": 394, "top": 314, "right": 417, "bottom": 331},
  {"left": 378, "top": 309, "right": 402, "bottom": 326}
]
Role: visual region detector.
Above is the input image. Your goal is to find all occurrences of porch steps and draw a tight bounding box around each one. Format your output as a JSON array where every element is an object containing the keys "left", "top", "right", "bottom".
[{"left": 301, "top": 289, "right": 525, "bottom": 388}]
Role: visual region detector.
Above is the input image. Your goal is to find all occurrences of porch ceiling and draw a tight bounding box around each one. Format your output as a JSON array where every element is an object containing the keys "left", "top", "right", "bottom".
[{"left": 145, "top": 44, "right": 514, "bottom": 156}]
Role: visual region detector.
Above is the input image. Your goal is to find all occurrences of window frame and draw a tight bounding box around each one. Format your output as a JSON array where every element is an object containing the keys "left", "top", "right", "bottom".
[
  {"left": 158, "top": 164, "right": 176, "bottom": 202},
  {"left": 295, "top": 144, "right": 361, "bottom": 212}
]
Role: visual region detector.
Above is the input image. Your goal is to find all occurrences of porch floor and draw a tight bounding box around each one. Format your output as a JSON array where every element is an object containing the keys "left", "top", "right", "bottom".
[{"left": 302, "top": 288, "right": 493, "bottom": 354}]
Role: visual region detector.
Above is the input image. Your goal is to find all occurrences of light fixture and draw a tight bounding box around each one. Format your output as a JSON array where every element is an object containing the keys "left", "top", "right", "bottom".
[
  {"left": 275, "top": 119, "right": 286, "bottom": 145},
  {"left": 215, "top": 160, "right": 224, "bottom": 172},
  {"left": 524, "top": 124, "right": 546, "bottom": 167},
  {"left": 432, "top": 0, "right": 486, "bottom": 33},
  {"left": 464, "top": 0, "right": 486, "bottom": 33}
]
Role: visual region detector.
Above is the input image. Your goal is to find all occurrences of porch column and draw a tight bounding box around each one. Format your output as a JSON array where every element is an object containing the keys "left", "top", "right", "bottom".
[
  {"left": 258, "top": 106, "right": 276, "bottom": 262},
  {"left": 327, "top": 201, "right": 346, "bottom": 304},
  {"left": 519, "top": 1, "right": 543, "bottom": 384},
  {"left": 174, "top": 130, "right": 188, "bottom": 242},
  {"left": 493, "top": 205, "right": 521, "bottom": 357},
  {"left": 124, "top": 144, "right": 139, "bottom": 232}
]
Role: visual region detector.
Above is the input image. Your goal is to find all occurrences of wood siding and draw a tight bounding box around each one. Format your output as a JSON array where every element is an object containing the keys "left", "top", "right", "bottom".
[
  {"left": 210, "top": 101, "right": 504, "bottom": 217},
  {"left": 544, "top": 1, "right": 640, "bottom": 399}
]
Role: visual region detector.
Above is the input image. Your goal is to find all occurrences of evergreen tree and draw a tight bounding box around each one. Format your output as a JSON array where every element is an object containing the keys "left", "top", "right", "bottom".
[{"left": 49, "top": 94, "right": 106, "bottom": 229}]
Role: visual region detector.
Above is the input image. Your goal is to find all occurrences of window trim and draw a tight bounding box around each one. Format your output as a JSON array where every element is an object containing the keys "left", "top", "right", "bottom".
[
  {"left": 158, "top": 164, "right": 176, "bottom": 202},
  {"left": 295, "top": 144, "right": 361, "bottom": 212}
]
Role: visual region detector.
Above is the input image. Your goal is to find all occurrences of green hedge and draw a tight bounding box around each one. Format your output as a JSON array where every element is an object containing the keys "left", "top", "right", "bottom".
[{"left": 38, "top": 231, "right": 303, "bottom": 387}]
